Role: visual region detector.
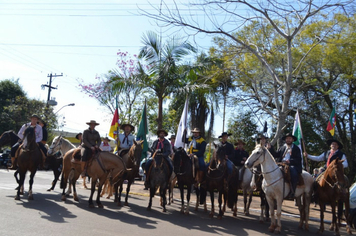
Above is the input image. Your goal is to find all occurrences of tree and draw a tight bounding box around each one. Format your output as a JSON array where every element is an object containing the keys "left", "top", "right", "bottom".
[
  {"left": 140, "top": 0, "right": 353, "bottom": 146},
  {"left": 138, "top": 31, "right": 196, "bottom": 130}
]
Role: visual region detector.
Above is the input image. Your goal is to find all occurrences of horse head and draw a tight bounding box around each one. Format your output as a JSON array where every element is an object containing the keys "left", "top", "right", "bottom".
[
  {"left": 245, "top": 144, "right": 265, "bottom": 169},
  {"left": 172, "top": 147, "right": 189, "bottom": 173},
  {"left": 128, "top": 140, "right": 143, "bottom": 166},
  {"left": 210, "top": 143, "right": 227, "bottom": 170},
  {"left": 325, "top": 157, "right": 346, "bottom": 189},
  {"left": 23, "top": 126, "right": 36, "bottom": 148},
  {"left": 48, "top": 135, "right": 62, "bottom": 155}
]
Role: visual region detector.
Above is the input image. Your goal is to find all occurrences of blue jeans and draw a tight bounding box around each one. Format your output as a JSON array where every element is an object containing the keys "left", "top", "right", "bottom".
[
  {"left": 226, "top": 159, "right": 233, "bottom": 175},
  {"left": 197, "top": 156, "right": 207, "bottom": 171},
  {"left": 290, "top": 166, "right": 299, "bottom": 193}
]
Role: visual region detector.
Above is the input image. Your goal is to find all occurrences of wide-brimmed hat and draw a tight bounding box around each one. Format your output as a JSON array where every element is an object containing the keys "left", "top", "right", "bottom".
[
  {"left": 327, "top": 139, "right": 343, "bottom": 149},
  {"left": 256, "top": 134, "right": 268, "bottom": 142},
  {"left": 37, "top": 119, "right": 46, "bottom": 127},
  {"left": 218, "top": 132, "right": 232, "bottom": 138},
  {"left": 120, "top": 124, "right": 135, "bottom": 132},
  {"left": 235, "top": 139, "right": 246, "bottom": 146},
  {"left": 169, "top": 135, "right": 176, "bottom": 140},
  {"left": 75, "top": 133, "right": 82, "bottom": 140},
  {"left": 191, "top": 128, "right": 200, "bottom": 133},
  {"left": 156, "top": 129, "right": 168, "bottom": 136},
  {"left": 30, "top": 114, "right": 40, "bottom": 120},
  {"left": 282, "top": 133, "right": 297, "bottom": 141},
  {"left": 102, "top": 137, "right": 110, "bottom": 142},
  {"left": 86, "top": 120, "right": 100, "bottom": 126}
]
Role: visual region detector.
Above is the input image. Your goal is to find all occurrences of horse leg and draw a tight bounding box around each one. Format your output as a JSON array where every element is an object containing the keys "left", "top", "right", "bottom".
[
  {"left": 266, "top": 196, "right": 276, "bottom": 233},
  {"left": 318, "top": 201, "right": 325, "bottom": 234},
  {"left": 48, "top": 168, "right": 60, "bottom": 191},
  {"left": 15, "top": 171, "right": 25, "bottom": 200},
  {"left": 124, "top": 181, "right": 132, "bottom": 206},
  {"left": 161, "top": 186, "right": 167, "bottom": 212},
  {"left": 195, "top": 187, "right": 200, "bottom": 211},
  {"left": 217, "top": 190, "right": 224, "bottom": 219},
  {"left": 88, "top": 178, "right": 96, "bottom": 208},
  {"left": 246, "top": 190, "right": 253, "bottom": 216},
  {"left": 274, "top": 198, "right": 283, "bottom": 234},
  {"left": 209, "top": 190, "right": 214, "bottom": 218},
  {"left": 296, "top": 195, "right": 303, "bottom": 229},
  {"left": 259, "top": 193, "right": 265, "bottom": 223},
  {"left": 96, "top": 179, "right": 105, "bottom": 208},
  {"left": 28, "top": 170, "right": 36, "bottom": 200},
  {"left": 185, "top": 184, "right": 191, "bottom": 215},
  {"left": 147, "top": 186, "right": 155, "bottom": 211},
  {"left": 72, "top": 179, "right": 79, "bottom": 202},
  {"left": 14, "top": 169, "right": 20, "bottom": 187},
  {"left": 180, "top": 184, "right": 185, "bottom": 214},
  {"left": 304, "top": 193, "right": 311, "bottom": 231},
  {"left": 117, "top": 183, "right": 123, "bottom": 206}
]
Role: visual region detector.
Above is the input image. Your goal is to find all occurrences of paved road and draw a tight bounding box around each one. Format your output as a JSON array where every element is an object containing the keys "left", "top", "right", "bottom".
[{"left": 0, "top": 169, "right": 351, "bottom": 236}]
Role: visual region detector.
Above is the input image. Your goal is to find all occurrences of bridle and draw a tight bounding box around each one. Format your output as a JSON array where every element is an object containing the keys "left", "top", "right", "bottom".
[{"left": 322, "top": 164, "right": 344, "bottom": 189}]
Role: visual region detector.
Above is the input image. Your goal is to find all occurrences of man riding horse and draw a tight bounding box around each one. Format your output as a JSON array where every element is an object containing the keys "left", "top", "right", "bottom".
[
  {"left": 116, "top": 124, "right": 135, "bottom": 154},
  {"left": 144, "top": 129, "right": 173, "bottom": 189},
  {"left": 218, "top": 132, "right": 234, "bottom": 175},
  {"left": 274, "top": 133, "right": 303, "bottom": 198},
  {"left": 10, "top": 114, "right": 46, "bottom": 169}
]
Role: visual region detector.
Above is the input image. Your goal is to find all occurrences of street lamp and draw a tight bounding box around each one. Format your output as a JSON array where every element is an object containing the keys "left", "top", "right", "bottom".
[{"left": 55, "top": 103, "right": 75, "bottom": 115}]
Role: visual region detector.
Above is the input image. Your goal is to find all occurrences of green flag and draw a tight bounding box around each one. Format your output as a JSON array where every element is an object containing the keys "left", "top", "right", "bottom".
[{"left": 136, "top": 101, "right": 148, "bottom": 161}]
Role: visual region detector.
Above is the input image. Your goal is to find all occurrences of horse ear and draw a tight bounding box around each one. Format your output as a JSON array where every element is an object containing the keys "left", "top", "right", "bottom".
[
  {"left": 213, "top": 142, "right": 217, "bottom": 148},
  {"left": 133, "top": 140, "right": 137, "bottom": 145}
]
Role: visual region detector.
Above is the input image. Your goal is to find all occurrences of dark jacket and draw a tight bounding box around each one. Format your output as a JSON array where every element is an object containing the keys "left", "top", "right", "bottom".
[
  {"left": 220, "top": 141, "right": 234, "bottom": 161},
  {"left": 233, "top": 148, "right": 249, "bottom": 167},
  {"left": 151, "top": 138, "right": 171, "bottom": 158},
  {"left": 185, "top": 136, "right": 207, "bottom": 157},
  {"left": 82, "top": 128, "right": 101, "bottom": 149},
  {"left": 324, "top": 150, "right": 345, "bottom": 168},
  {"left": 42, "top": 127, "right": 48, "bottom": 143},
  {"left": 275, "top": 144, "right": 302, "bottom": 173}
]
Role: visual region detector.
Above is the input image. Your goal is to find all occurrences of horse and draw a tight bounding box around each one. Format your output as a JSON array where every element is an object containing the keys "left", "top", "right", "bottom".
[
  {"left": 46, "top": 136, "right": 76, "bottom": 191},
  {"left": 172, "top": 148, "right": 195, "bottom": 215},
  {"left": 316, "top": 158, "right": 352, "bottom": 235},
  {"left": 203, "top": 143, "right": 228, "bottom": 219},
  {"left": 245, "top": 144, "right": 314, "bottom": 233},
  {"left": 250, "top": 167, "right": 270, "bottom": 222},
  {"left": 146, "top": 152, "right": 171, "bottom": 212},
  {"left": 14, "top": 127, "right": 43, "bottom": 200},
  {"left": 114, "top": 140, "right": 143, "bottom": 206},
  {"left": 60, "top": 149, "right": 127, "bottom": 208}
]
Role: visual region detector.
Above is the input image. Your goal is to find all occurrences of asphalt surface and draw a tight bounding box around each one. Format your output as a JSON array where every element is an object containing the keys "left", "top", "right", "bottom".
[{"left": 0, "top": 169, "right": 351, "bottom": 236}]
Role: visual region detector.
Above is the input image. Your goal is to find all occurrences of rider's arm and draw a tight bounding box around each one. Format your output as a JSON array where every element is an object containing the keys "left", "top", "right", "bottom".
[
  {"left": 35, "top": 125, "right": 43, "bottom": 143},
  {"left": 306, "top": 153, "right": 325, "bottom": 162},
  {"left": 17, "top": 124, "right": 26, "bottom": 140},
  {"left": 341, "top": 154, "right": 348, "bottom": 168}
]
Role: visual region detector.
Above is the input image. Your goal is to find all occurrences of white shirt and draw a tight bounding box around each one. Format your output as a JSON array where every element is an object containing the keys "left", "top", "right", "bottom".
[
  {"left": 282, "top": 144, "right": 293, "bottom": 162},
  {"left": 100, "top": 142, "right": 112, "bottom": 152},
  {"left": 118, "top": 133, "right": 135, "bottom": 149},
  {"left": 18, "top": 122, "right": 42, "bottom": 143},
  {"left": 307, "top": 150, "right": 348, "bottom": 168}
]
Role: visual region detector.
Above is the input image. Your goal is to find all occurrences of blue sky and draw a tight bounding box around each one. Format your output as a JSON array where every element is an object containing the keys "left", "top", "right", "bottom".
[{"left": 0, "top": 0, "right": 226, "bottom": 138}]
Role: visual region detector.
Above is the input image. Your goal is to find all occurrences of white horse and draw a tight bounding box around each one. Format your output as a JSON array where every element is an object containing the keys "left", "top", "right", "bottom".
[
  {"left": 47, "top": 136, "right": 77, "bottom": 193},
  {"left": 245, "top": 144, "right": 314, "bottom": 233}
]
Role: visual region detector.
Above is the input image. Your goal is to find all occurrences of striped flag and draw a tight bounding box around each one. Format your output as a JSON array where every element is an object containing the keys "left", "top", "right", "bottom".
[
  {"left": 136, "top": 101, "right": 148, "bottom": 161},
  {"left": 108, "top": 97, "right": 119, "bottom": 139},
  {"left": 326, "top": 106, "right": 336, "bottom": 136},
  {"left": 174, "top": 97, "right": 189, "bottom": 148},
  {"left": 293, "top": 110, "right": 304, "bottom": 167}
]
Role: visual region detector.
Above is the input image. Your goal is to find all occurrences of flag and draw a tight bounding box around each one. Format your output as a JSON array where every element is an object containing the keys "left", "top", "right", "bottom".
[
  {"left": 136, "top": 101, "right": 148, "bottom": 161},
  {"left": 326, "top": 106, "right": 336, "bottom": 136},
  {"left": 109, "top": 97, "right": 119, "bottom": 139},
  {"left": 293, "top": 110, "right": 304, "bottom": 167},
  {"left": 174, "top": 97, "right": 189, "bottom": 148}
]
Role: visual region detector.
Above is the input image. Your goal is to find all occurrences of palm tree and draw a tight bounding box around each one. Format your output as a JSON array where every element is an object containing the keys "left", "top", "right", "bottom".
[{"left": 138, "top": 31, "right": 196, "bottom": 130}]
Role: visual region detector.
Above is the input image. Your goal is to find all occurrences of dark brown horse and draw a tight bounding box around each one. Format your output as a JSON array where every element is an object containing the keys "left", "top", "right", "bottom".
[
  {"left": 147, "top": 152, "right": 171, "bottom": 212},
  {"left": 14, "top": 127, "right": 43, "bottom": 200},
  {"left": 115, "top": 140, "right": 143, "bottom": 206},
  {"left": 316, "top": 157, "right": 352, "bottom": 235},
  {"left": 204, "top": 143, "right": 228, "bottom": 219},
  {"left": 172, "top": 147, "right": 195, "bottom": 215}
]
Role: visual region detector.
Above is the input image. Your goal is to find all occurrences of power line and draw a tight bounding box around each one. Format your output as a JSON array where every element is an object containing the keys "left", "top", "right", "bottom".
[{"left": 0, "top": 43, "right": 140, "bottom": 48}]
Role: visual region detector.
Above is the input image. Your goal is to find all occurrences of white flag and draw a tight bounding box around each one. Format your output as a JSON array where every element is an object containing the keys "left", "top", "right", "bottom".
[
  {"left": 293, "top": 110, "right": 304, "bottom": 168},
  {"left": 175, "top": 98, "right": 189, "bottom": 148}
]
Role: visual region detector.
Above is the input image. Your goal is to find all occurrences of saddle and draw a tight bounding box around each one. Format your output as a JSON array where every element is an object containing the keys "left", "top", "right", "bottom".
[
  {"left": 117, "top": 148, "right": 129, "bottom": 157},
  {"left": 277, "top": 163, "right": 304, "bottom": 186}
]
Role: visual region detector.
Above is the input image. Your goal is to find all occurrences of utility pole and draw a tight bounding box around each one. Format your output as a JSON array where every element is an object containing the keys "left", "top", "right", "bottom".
[{"left": 41, "top": 73, "right": 62, "bottom": 104}]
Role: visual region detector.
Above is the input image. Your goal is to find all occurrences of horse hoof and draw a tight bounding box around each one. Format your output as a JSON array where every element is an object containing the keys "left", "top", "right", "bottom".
[
  {"left": 98, "top": 204, "right": 104, "bottom": 209},
  {"left": 329, "top": 225, "right": 334, "bottom": 231},
  {"left": 15, "top": 186, "right": 19, "bottom": 190},
  {"left": 124, "top": 202, "right": 129, "bottom": 206},
  {"left": 106, "top": 196, "right": 110, "bottom": 199},
  {"left": 259, "top": 220, "right": 264, "bottom": 224},
  {"left": 74, "top": 197, "right": 79, "bottom": 202},
  {"left": 28, "top": 195, "right": 34, "bottom": 200},
  {"left": 233, "top": 213, "right": 237, "bottom": 217},
  {"left": 89, "top": 204, "right": 95, "bottom": 208},
  {"left": 118, "top": 202, "right": 122, "bottom": 207},
  {"left": 47, "top": 188, "right": 52, "bottom": 192},
  {"left": 275, "top": 230, "right": 281, "bottom": 234},
  {"left": 61, "top": 196, "right": 66, "bottom": 201},
  {"left": 194, "top": 207, "right": 198, "bottom": 212},
  {"left": 269, "top": 227, "right": 275, "bottom": 233},
  {"left": 185, "top": 211, "right": 189, "bottom": 215},
  {"left": 114, "top": 199, "right": 118, "bottom": 203},
  {"left": 15, "top": 196, "right": 20, "bottom": 200},
  {"left": 163, "top": 209, "right": 166, "bottom": 212},
  {"left": 20, "top": 191, "right": 24, "bottom": 196},
  {"left": 217, "top": 215, "right": 222, "bottom": 220},
  {"left": 147, "top": 207, "right": 151, "bottom": 211},
  {"left": 245, "top": 212, "right": 250, "bottom": 216},
  {"left": 209, "top": 213, "right": 214, "bottom": 218}
]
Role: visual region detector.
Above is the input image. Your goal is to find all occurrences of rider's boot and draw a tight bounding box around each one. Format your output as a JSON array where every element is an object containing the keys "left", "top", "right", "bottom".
[{"left": 81, "top": 161, "right": 87, "bottom": 178}]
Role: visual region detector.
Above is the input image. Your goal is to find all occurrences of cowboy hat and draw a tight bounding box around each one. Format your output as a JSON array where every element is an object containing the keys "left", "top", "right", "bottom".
[
  {"left": 169, "top": 134, "right": 176, "bottom": 140},
  {"left": 86, "top": 120, "right": 100, "bottom": 126},
  {"left": 120, "top": 124, "right": 135, "bottom": 132},
  {"left": 102, "top": 137, "right": 110, "bottom": 142},
  {"left": 75, "top": 132, "right": 82, "bottom": 140},
  {"left": 282, "top": 133, "right": 297, "bottom": 141},
  {"left": 327, "top": 139, "right": 343, "bottom": 149},
  {"left": 30, "top": 114, "right": 40, "bottom": 120},
  {"left": 191, "top": 128, "right": 201, "bottom": 133},
  {"left": 218, "top": 132, "right": 232, "bottom": 138},
  {"left": 235, "top": 139, "right": 246, "bottom": 146},
  {"left": 156, "top": 129, "right": 168, "bottom": 136},
  {"left": 256, "top": 134, "right": 268, "bottom": 142}
]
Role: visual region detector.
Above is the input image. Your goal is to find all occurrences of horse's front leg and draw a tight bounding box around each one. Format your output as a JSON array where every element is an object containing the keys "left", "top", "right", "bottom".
[
  {"left": 330, "top": 202, "right": 340, "bottom": 236},
  {"left": 195, "top": 186, "right": 200, "bottom": 211},
  {"left": 296, "top": 195, "right": 303, "bottom": 229},
  {"left": 117, "top": 183, "right": 123, "bottom": 206},
  {"left": 274, "top": 197, "right": 283, "bottom": 234},
  {"left": 15, "top": 171, "right": 25, "bottom": 200},
  {"left": 209, "top": 190, "right": 215, "bottom": 218},
  {"left": 304, "top": 193, "right": 311, "bottom": 231},
  {"left": 124, "top": 181, "right": 132, "bottom": 206},
  {"left": 48, "top": 168, "right": 59, "bottom": 191},
  {"left": 28, "top": 170, "right": 37, "bottom": 200},
  {"left": 318, "top": 201, "right": 325, "bottom": 234},
  {"left": 147, "top": 186, "right": 155, "bottom": 211},
  {"left": 88, "top": 178, "right": 96, "bottom": 208},
  {"left": 160, "top": 186, "right": 167, "bottom": 212},
  {"left": 217, "top": 189, "right": 224, "bottom": 219},
  {"left": 185, "top": 184, "right": 191, "bottom": 215},
  {"left": 266, "top": 196, "right": 276, "bottom": 233},
  {"left": 96, "top": 178, "right": 105, "bottom": 208},
  {"left": 180, "top": 184, "right": 185, "bottom": 214}
]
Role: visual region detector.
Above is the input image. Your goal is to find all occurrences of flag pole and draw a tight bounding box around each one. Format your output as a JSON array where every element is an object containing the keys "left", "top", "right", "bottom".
[
  {"left": 301, "top": 138, "right": 310, "bottom": 172},
  {"left": 116, "top": 95, "right": 120, "bottom": 152}
]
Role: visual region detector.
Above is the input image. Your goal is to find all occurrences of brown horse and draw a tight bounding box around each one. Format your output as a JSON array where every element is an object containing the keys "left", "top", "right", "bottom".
[
  {"left": 114, "top": 140, "right": 143, "bottom": 206},
  {"left": 316, "top": 157, "right": 352, "bottom": 235},
  {"left": 60, "top": 149, "right": 127, "bottom": 208},
  {"left": 14, "top": 127, "right": 43, "bottom": 200}
]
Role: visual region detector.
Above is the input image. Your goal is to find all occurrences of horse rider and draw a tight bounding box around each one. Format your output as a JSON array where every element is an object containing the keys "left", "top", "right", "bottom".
[
  {"left": 218, "top": 132, "right": 234, "bottom": 174},
  {"left": 10, "top": 114, "right": 45, "bottom": 169},
  {"left": 185, "top": 128, "right": 207, "bottom": 185},
  {"left": 274, "top": 133, "right": 303, "bottom": 198},
  {"left": 256, "top": 133, "right": 277, "bottom": 154},
  {"left": 304, "top": 139, "right": 348, "bottom": 218},
  {"left": 116, "top": 124, "right": 135, "bottom": 154},
  {"left": 76, "top": 132, "right": 83, "bottom": 146},
  {"left": 232, "top": 139, "right": 249, "bottom": 180},
  {"left": 100, "top": 137, "right": 112, "bottom": 152},
  {"left": 80, "top": 120, "right": 101, "bottom": 177},
  {"left": 169, "top": 134, "right": 176, "bottom": 154},
  {"left": 144, "top": 129, "right": 173, "bottom": 189},
  {"left": 38, "top": 119, "right": 48, "bottom": 145}
]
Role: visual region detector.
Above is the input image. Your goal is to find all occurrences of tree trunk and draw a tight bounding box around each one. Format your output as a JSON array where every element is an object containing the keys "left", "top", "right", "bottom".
[{"left": 157, "top": 96, "right": 163, "bottom": 130}]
